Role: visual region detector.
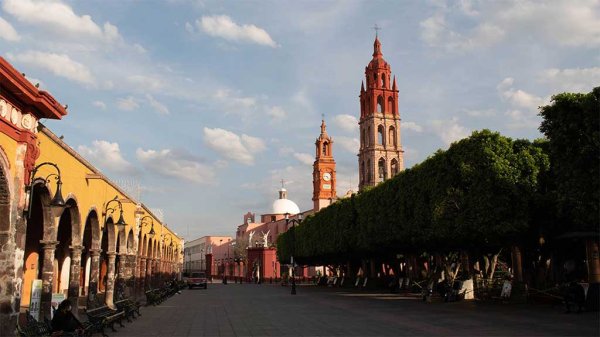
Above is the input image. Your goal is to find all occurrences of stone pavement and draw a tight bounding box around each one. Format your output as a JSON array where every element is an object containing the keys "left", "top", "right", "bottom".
[{"left": 112, "top": 283, "right": 599, "bottom": 336}]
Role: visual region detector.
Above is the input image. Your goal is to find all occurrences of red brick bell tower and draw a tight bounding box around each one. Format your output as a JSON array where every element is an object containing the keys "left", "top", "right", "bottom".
[
  {"left": 358, "top": 36, "right": 404, "bottom": 191},
  {"left": 312, "top": 119, "right": 336, "bottom": 211}
]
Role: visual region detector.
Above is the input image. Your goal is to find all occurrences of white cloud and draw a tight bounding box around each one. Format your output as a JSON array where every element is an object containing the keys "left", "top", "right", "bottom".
[
  {"left": 293, "top": 152, "right": 314, "bottom": 166},
  {"left": 333, "top": 114, "right": 358, "bottom": 132},
  {"left": 336, "top": 136, "right": 360, "bottom": 154},
  {"left": 497, "top": 77, "right": 547, "bottom": 111},
  {"left": 6, "top": 51, "right": 95, "bottom": 85},
  {"left": 402, "top": 121, "right": 423, "bottom": 132},
  {"left": 430, "top": 117, "right": 469, "bottom": 146},
  {"left": 420, "top": 12, "right": 504, "bottom": 52},
  {"left": 420, "top": 0, "right": 600, "bottom": 51},
  {"left": 0, "top": 16, "right": 20, "bottom": 41},
  {"left": 78, "top": 140, "right": 136, "bottom": 174},
  {"left": 132, "top": 43, "right": 146, "bottom": 54},
  {"left": 92, "top": 100, "right": 106, "bottom": 109},
  {"left": 117, "top": 96, "right": 139, "bottom": 111},
  {"left": 496, "top": 77, "right": 546, "bottom": 130},
  {"left": 464, "top": 109, "right": 496, "bottom": 117},
  {"left": 540, "top": 67, "right": 600, "bottom": 93},
  {"left": 127, "top": 75, "right": 163, "bottom": 92},
  {"left": 213, "top": 88, "right": 257, "bottom": 113},
  {"left": 266, "top": 106, "right": 287, "bottom": 121},
  {"left": 145, "top": 94, "right": 170, "bottom": 115},
  {"left": 3, "top": 0, "right": 122, "bottom": 43},
  {"left": 198, "top": 15, "right": 277, "bottom": 47},
  {"left": 203, "top": 127, "right": 266, "bottom": 165},
  {"left": 185, "top": 21, "right": 194, "bottom": 34},
  {"left": 136, "top": 148, "right": 215, "bottom": 184}
]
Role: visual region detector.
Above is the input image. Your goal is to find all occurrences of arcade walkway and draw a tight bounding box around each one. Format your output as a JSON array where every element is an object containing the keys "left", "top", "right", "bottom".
[{"left": 113, "top": 283, "right": 598, "bottom": 336}]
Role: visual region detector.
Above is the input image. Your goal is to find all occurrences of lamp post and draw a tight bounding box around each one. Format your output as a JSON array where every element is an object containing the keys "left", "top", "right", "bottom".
[
  {"left": 230, "top": 242, "right": 236, "bottom": 278},
  {"left": 139, "top": 216, "right": 156, "bottom": 239},
  {"left": 102, "top": 196, "right": 127, "bottom": 230},
  {"left": 285, "top": 212, "right": 303, "bottom": 295},
  {"left": 25, "top": 162, "right": 66, "bottom": 218}
]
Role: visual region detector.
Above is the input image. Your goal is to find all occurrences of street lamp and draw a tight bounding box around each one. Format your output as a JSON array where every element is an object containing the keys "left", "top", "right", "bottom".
[
  {"left": 25, "top": 162, "right": 66, "bottom": 218},
  {"left": 139, "top": 215, "right": 155, "bottom": 239},
  {"left": 285, "top": 212, "right": 303, "bottom": 295},
  {"left": 102, "top": 196, "right": 127, "bottom": 230},
  {"left": 230, "top": 242, "right": 236, "bottom": 278}
]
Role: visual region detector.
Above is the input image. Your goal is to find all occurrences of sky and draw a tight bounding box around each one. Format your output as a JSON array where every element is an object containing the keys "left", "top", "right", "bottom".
[{"left": 0, "top": 0, "right": 598, "bottom": 240}]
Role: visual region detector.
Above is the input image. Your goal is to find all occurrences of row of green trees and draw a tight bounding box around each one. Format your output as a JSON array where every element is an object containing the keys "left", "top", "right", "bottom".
[{"left": 277, "top": 88, "right": 599, "bottom": 274}]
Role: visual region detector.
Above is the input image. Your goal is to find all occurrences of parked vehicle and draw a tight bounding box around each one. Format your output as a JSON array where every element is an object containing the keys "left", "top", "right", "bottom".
[{"left": 188, "top": 272, "right": 208, "bottom": 289}]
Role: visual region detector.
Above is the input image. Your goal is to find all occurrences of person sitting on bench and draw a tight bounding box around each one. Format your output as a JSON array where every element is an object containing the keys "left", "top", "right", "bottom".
[{"left": 51, "top": 299, "right": 84, "bottom": 336}]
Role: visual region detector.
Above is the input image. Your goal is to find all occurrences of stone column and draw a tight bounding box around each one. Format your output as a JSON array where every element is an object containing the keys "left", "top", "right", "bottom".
[
  {"left": 40, "top": 240, "right": 58, "bottom": 318},
  {"left": 105, "top": 252, "right": 117, "bottom": 308},
  {"left": 115, "top": 253, "right": 127, "bottom": 300},
  {"left": 87, "top": 249, "right": 101, "bottom": 306},
  {"left": 67, "top": 245, "right": 83, "bottom": 310},
  {"left": 146, "top": 258, "right": 153, "bottom": 290},
  {"left": 139, "top": 257, "right": 146, "bottom": 294},
  {"left": 125, "top": 254, "right": 136, "bottom": 298}
]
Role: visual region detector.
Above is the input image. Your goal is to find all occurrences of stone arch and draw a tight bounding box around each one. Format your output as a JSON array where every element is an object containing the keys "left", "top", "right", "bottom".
[
  {"left": 360, "top": 161, "right": 367, "bottom": 182},
  {"left": 381, "top": 74, "right": 386, "bottom": 88},
  {"left": 378, "top": 157, "right": 387, "bottom": 181},
  {"left": 387, "top": 96, "right": 394, "bottom": 114},
  {"left": 389, "top": 126, "right": 397, "bottom": 147},
  {"left": 391, "top": 158, "right": 399, "bottom": 176},
  {"left": 81, "top": 210, "right": 100, "bottom": 297},
  {"left": 127, "top": 229, "right": 134, "bottom": 255},
  {"left": 64, "top": 198, "right": 82, "bottom": 246},
  {"left": 361, "top": 128, "right": 366, "bottom": 148},
  {"left": 377, "top": 95, "right": 384, "bottom": 113},
  {"left": 377, "top": 125, "right": 385, "bottom": 146},
  {"left": 22, "top": 183, "right": 52, "bottom": 307},
  {"left": 54, "top": 199, "right": 74, "bottom": 294}
]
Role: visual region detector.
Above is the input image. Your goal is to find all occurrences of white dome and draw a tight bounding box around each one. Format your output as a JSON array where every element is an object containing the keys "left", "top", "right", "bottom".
[{"left": 272, "top": 198, "right": 300, "bottom": 215}]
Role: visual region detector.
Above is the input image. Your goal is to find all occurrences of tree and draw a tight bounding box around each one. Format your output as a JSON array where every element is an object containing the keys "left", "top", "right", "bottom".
[{"left": 539, "top": 87, "right": 600, "bottom": 232}]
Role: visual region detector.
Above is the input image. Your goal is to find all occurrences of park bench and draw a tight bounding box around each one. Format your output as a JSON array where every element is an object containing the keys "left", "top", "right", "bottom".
[
  {"left": 114, "top": 298, "right": 141, "bottom": 321},
  {"left": 145, "top": 289, "right": 161, "bottom": 306},
  {"left": 85, "top": 305, "right": 125, "bottom": 337},
  {"left": 16, "top": 312, "right": 51, "bottom": 337}
]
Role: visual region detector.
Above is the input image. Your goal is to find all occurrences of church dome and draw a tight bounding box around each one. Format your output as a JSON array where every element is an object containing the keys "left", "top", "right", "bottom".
[
  {"left": 272, "top": 198, "right": 300, "bottom": 215},
  {"left": 271, "top": 187, "right": 300, "bottom": 215}
]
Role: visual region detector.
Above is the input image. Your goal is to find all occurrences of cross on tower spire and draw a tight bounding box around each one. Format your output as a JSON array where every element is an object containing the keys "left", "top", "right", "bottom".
[
  {"left": 280, "top": 179, "right": 285, "bottom": 189},
  {"left": 373, "top": 24, "right": 381, "bottom": 38}
]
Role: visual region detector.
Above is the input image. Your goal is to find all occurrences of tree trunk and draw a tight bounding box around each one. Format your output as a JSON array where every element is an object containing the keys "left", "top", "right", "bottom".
[
  {"left": 511, "top": 246, "right": 523, "bottom": 282},
  {"left": 586, "top": 239, "right": 600, "bottom": 283}
]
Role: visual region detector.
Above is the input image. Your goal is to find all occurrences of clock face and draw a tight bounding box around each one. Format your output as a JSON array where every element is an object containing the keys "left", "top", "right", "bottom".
[{"left": 323, "top": 172, "right": 331, "bottom": 181}]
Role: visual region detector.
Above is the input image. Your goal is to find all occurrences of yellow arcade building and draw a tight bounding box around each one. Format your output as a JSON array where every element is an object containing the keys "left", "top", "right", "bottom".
[{"left": 0, "top": 57, "right": 183, "bottom": 334}]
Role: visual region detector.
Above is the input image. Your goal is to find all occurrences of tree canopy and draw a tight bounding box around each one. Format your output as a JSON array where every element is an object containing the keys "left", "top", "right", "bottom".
[
  {"left": 539, "top": 87, "right": 599, "bottom": 232},
  {"left": 277, "top": 130, "right": 549, "bottom": 264}
]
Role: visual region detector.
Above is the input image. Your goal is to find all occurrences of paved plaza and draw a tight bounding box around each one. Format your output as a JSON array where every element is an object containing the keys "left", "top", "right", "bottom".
[{"left": 112, "top": 283, "right": 599, "bottom": 336}]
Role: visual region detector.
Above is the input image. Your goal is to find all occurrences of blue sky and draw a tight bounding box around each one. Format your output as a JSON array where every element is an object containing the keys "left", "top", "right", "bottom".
[{"left": 1, "top": 0, "right": 598, "bottom": 240}]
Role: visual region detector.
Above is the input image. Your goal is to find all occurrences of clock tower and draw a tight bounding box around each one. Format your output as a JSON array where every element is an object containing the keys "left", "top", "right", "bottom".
[{"left": 312, "top": 119, "right": 336, "bottom": 211}]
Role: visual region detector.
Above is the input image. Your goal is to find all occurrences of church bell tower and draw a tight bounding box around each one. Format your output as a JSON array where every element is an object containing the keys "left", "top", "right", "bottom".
[
  {"left": 313, "top": 119, "right": 336, "bottom": 211},
  {"left": 358, "top": 36, "right": 404, "bottom": 191}
]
